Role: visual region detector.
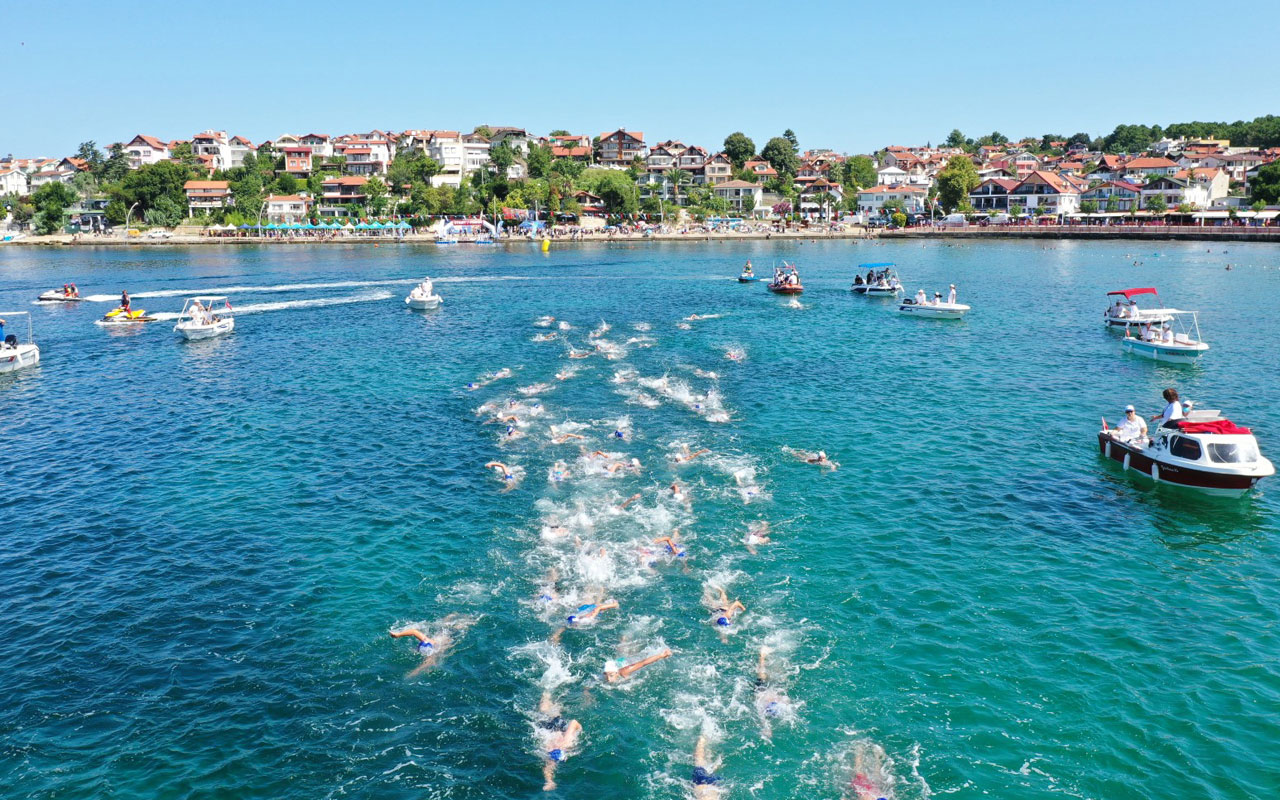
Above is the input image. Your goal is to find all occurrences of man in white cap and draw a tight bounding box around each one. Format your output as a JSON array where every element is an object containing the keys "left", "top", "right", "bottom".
[
  {"left": 1114, "top": 404, "right": 1148, "bottom": 444},
  {"left": 947, "top": 284, "right": 957, "bottom": 304}
]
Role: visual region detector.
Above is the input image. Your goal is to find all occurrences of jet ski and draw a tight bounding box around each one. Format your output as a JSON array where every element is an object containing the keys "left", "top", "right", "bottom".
[
  {"left": 99, "top": 306, "right": 158, "bottom": 324},
  {"left": 38, "top": 290, "right": 84, "bottom": 302}
]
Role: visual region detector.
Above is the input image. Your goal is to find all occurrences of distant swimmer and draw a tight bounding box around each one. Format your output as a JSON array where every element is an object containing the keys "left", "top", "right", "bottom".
[
  {"left": 567, "top": 349, "right": 591, "bottom": 359},
  {"left": 536, "top": 692, "right": 583, "bottom": 791},
  {"left": 484, "top": 461, "right": 521, "bottom": 487},
  {"left": 618, "top": 492, "right": 642, "bottom": 510},
  {"left": 606, "top": 458, "right": 641, "bottom": 474},
  {"left": 670, "top": 481, "right": 688, "bottom": 502},
  {"left": 549, "top": 461, "right": 571, "bottom": 483},
  {"left": 785, "top": 446, "right": 838, "bottom": 471},
  {"left": 673, "top": 445, "right": 711, "bottom": 464},
  {"left": 848, "top": 745, "right": 892, "bottom": 800},
  {"left": 604, "top": 648, "right": 672, "bottom": 683},
  {"left": 691, "top": 735, "right": 724, "bottom": 799},
  {"left": 551, "top": 432, "right": 586, "bottom": 444},
  {"left": 745, "top": 521, "right": 772, "bottom": 554},
  {"left": 654, "top": 531, "right": 688, "bottom": 559},
  {"left": 388, "top": 618, "right": 469, "bottom": 676}
]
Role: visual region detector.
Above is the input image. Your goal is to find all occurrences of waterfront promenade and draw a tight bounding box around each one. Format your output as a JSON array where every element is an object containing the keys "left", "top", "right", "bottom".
[{"left": 882, "top": 224, "right": 1280, "bottom": 242}]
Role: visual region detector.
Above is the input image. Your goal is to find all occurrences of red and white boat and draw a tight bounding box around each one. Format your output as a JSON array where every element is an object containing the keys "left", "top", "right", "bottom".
[
  {"left": 1102, "top": 287, "right": 1175, "bottom": 327},
  {"left": 1098, "top": 408, "right": 1273, "bottom": 495},
  {"left": 768, "top": 263, "right": 803, "bottom": 294}
]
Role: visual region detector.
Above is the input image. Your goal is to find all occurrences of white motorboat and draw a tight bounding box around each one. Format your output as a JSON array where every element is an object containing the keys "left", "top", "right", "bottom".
[
  {"left": 1103, "top": 287, "right": 1175, "bottom": 327},
  {"left": 405, "top": 278, "right": 442, "bottom": 310},
  {"left": 0, "top": 311, "right": 40, "bottom": 373},
  {"left": 852, "top": 262, "right": 902, "bottom": 296},
  {"left": 1121, "top": 311, "right": 1209, "bottom": 364},
  {"left": 174, "top": 296, "right": 235, "bottom": 341},
  {"left": 898, "top": 296, "right": 969, "bottom": 319},
  {"left": 1099, "top": 406, "right": 1273, "bottom": 494}
]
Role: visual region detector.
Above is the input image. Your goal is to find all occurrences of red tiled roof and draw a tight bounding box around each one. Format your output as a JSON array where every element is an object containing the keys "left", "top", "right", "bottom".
[
  {"left": 130, "top": 134, "right": 168, "bottom": 150},
  {"left": 184, "top": 180, "right": 230, "bottom": 189},
  {"left": 1123, "top": 157, "right": 1177, "bottom": 169},
  {"left": 322, "top": 176, "right": 368, "bottom": 186}
]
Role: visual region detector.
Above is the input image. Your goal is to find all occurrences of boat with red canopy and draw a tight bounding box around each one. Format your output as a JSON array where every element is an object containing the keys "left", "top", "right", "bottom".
[
  {"left": 1098, "top": 405, "right": 1273, "bottom": 494},
  {"left": 1102, "top": 287, "right": 1175, "bottom": 327}
]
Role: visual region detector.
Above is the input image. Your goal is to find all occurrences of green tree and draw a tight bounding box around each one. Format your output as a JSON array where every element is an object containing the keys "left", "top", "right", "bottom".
[
  {"left": 1251, "top": 199, "right": 1267, "bottom": 212},
  {"left": 1145, "top": 194, "right": 1168, "bottom": 215},
  {"left": 782, "top": 129, "right": 799, "bottom": 152},
  {"left": 143, "top": 195, "right": 184, "bottom": 226},
  {"left": 99, "top": 143, "right": 129, "bottom": 184},
  {"left": 944, "top": 129, "right": 968, "bottom": 149},
  {"left": 891, "top": 211, "right": 907, "bottom": 228},
  {"left": 722, "top": 132, "right": 755, "bottom": 167},
  {"left": 116, "top": 161, "right": 196, "bottom": 215},
  {"left": 843, "top": 156, "right": 877, "bottom": 190},
  {"left": 1105, "top": 195, "right": 1120, "bottom": 212},
  {"left": 935, "top": 156, "right": 981, "bottom": 211},
  {"left": 170, "top": 142, "right": 203, "bottom": 169},
  {"left": 364, "top": 176, "right": 390, "bottom": 214},
  {"left": 760, "top": 137, "right": 799, "bottom": 179},
  {"left": 75, "top": 141, "right": 104, "bottom": 171},
  {"left": 104, "top": 198, "right": 126, "bottom": 225},
  {"left": 488, "top": 142, "right": 516, "bottom": 179},
  {"left": 474, "top": 125, "right": 493, "bottom": 139},
  {"left": 550, "top": 158, "right": 585, "bottom": 181},
  {"left": 663, "top": 168, "right": 691, "bottom": 205},
  {"left": 526, "top": 144, "right": 553, "bottom": 179},
  {"left": 1249, "top": 162, "right": 1280, "bottom": 205},
  {"left": 230, "top": 172, "right": 264, "bottom": 220},
  {"left": 32, "top": 182, "right": 79, "bottom": 234},
  {"left": 1080, "top": 200, "right": 1099, "bottom": 214},
  {"left": 274, "top": 173, "right": 299, "bottom": 195},
  {"left": 548, "top": 129, "right": 570, "bottom": 137}
]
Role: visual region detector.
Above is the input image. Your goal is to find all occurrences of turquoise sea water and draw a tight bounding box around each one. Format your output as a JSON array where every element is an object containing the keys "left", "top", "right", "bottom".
[{"left": 2, "top": 239, "right": 1279, "bottom": 800}]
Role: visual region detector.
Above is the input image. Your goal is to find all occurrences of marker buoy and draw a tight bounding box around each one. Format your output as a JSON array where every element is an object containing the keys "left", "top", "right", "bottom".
[{"left": 541, "top": 238, "right": 551, "bottom": 252}]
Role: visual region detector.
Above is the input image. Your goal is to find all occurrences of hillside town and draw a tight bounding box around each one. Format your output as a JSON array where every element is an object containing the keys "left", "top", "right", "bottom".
[{"left": 4, "top": 121, "right": 1280, "bottom": 239}]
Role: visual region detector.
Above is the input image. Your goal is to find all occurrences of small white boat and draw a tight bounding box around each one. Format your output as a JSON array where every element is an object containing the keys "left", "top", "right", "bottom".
[
  {"left": 174, "top": 296, "right": 235, "bottom": 341},
  {"left": 1103, "top": 287, "right": 1175, "bottom": 327},
  {"left": 0, "top": 311, "right": 40, "bottom": 373},
  {"left": 852, "top": 263, "right": 902, "bottom": 296},
  {"left": 898, "top": 295, "right": 969, "bottom": 319},
  {"left": 1121, "top": 311, "right": 1208, "bottom": 364},
  {"left": 405, "top": 278, "right": 442, "bottom": 310},
  {"left": 435, "top": 236, "right": 458, "bottom": 245},
  {"left": 1099, "top": 406, "right": 1273, "bottom": 495}
]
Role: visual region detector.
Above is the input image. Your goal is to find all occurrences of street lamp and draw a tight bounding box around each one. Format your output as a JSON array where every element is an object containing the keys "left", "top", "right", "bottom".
[
  {"left": 256, "top": 200, "right": 268, "bottom": 236},
  {"left": 123, "top": 201, "right": 139, "bottom": 236}
]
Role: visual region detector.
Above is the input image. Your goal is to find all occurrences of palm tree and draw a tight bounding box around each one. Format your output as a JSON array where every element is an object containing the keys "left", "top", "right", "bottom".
[
  {"left": 664, "top": 168, "right": 691, "bottom": 206},
  {"left": 815, "top": 191, "right": 836, "bottom": 221}
]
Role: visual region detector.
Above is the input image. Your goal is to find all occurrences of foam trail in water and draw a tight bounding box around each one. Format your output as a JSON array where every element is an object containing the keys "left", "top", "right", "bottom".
[
  {"left": 83, "top": 275, "right": 604, "bottom": 302},
  {"left": 142, "top": 290, "right": 392, "bottom": 320}
]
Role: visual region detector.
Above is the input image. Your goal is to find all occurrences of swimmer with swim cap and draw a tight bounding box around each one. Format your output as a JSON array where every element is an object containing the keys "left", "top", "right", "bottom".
[
  {"left": 603, "top": 648, "right": 672, "bottom": 683},
  {"left": 536, "top": 691, "right": 582, "bottom": 791},
  {"left": 691, "top": 735, "right": 724, "bottom": 799}
]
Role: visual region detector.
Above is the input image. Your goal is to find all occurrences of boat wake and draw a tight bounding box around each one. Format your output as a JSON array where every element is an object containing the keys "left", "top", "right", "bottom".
[
  {"left": 143, "top": 290, "right": 393, "bottom": 320},
  {"left": 82, "top": 275, "right": 604, "bottom": 303}
]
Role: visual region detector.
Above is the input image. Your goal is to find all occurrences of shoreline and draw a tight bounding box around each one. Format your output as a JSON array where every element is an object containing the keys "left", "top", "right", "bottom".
[
  {"left": 1, "top": 229, "right": 875, "bottom": 248},
  {"left": 881, "top": 226, "right": 1280, "bottom": 243}
]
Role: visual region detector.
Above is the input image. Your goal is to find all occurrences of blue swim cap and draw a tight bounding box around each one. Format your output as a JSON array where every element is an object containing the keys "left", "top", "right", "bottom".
[
  {"left": 614, "top": 430, "right": 624, "bottom": 438},
  {"left": 418, "top": 641, "right": 434, "bottom": 651},
  {"left": 765, "top": 701, "right": 780, "bottom": 717},
  {"left": 549, "top": 748, "right": 565, "bottom": 762},
  {"left": 566, "top": 615, "right": 578, "bottom": 625},
  {"left": 466, "top": 382, "right": 475, "bottom": 388},
  {"left": 716, "top": 616, "right": 730, "bottom": 627}
]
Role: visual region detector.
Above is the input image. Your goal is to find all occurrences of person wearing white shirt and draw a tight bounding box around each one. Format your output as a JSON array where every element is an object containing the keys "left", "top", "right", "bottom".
[
  {"left": 947, "top": 284, "right": 957, "bottom": 304},
  {"left": 1151, "top": 387, "right": 1184, "bottom": 428},
  {"left": 1161, "top": 326, "right": 1174, "bottom": 344},
  {"left": 1114, "top": 404, "right": 1148, "bottom": 444},
  {"left": 914, "top": 289, "right": 927, "bottom": 305}
]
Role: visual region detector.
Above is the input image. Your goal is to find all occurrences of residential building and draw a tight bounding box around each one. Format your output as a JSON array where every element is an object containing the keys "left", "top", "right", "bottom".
[
  {"left": 798, "top": 179, "right": 843, "bottom": 218},
  {"left": 1079, "top": 181, "right": 1142, "bottom": 212},
  {"left": 712, "top": 179, "right": 764, "bottom": 212},
  {"left": 183, "top": 180, "right": 232, "bottom": 215},
  {"left": 572, "top": 190, "right": 605, "bottom": 216},
  {"left": 191, "top": 130, "right": 234, "bottom": 171},
  {"left": 877, "top": 165, "right": 908, "bottom": 185},
  {"left": 283, "top": 147, "right": 313, "bottom": 177},
  {"left": 480, "top": 126, "right": 532, "bottom": 155},
  {"left": 598, "top": 129, "right": 646, "bottom": 166},
  {"left": 0, "top": 167, "right": 29, "bottom": 195},
  {"left": 1140, "top": 168, "right": 1229, "bottom": 210},
  {"left": 336, "top": 139, "right": 394, "bottom": 176},
  {"left": 300, "top": 133, "right": 333, "bottom": 159},
  {"left": 646, "top": 145, "right": 681, "bottom": 173},
  {"left": 124, "top": 134, "right": 171, "bottom": 169},
  {"left": 1008, "top": 170, "right": 1082, "bottom": 216},
  {"left": 319, "top": 176, "right": 368, "bottom": 213},
  {"left": 702, "top": 152, "right": 733, "bottom": 185},
  {"left": 423, "top": 131, "right": 490, "bottom": 187},
  {"left": 968, "top": 178, "right": 1021, "bottom": 211},
  {"left": 856, "top": 184, "right": 926, "bottom": 216},
  {"left": 743, "top": 159, "right": 777, "bottom": 183},
  {"left": 264, "top": 194, "right": 312, "bottom": 223},
  {"left": 228, "top": 136, "right": 256, "bottom": 168},
  {"left": 1087, "top": 154, "right": 1127, "bottom": 182},
  {"left": 1120, "top": 157, "right": 1179, "bottom": 181},
  {"left": 548, "top": 134, "right": 592, "bottom": 161}
]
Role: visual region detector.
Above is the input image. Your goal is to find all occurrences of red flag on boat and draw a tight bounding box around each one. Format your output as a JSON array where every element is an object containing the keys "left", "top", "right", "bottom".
[{"left": 225, "top": 300, "right": 233, "bottom": 310}]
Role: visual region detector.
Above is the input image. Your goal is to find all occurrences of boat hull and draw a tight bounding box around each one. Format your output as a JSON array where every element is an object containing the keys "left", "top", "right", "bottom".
[
  {"left": 38, "top": 292, "right": 83, "bottom": 302},
  {"left": 898, "top": 302, "right": 969, "bottom": 319},
  {"left": 406, "top": 294, "right": 442, "bottom": 310},
  {"left": 0, "top": 343, "right": 39, "bottom": 373},
  {"left": 175, "top": 318, "right": 235, "bottom": 340},
  {"left": 768, "top": 285, "right": 803, "bottom": 294},
  {"left": 863, "top": 287, "right": 900, "bottom": 297},
  {"left": 738, "top": 276, "right": 759, "bottom": 283},
  {"left": 1121, "top": 338, "right": 1208, "bottom": 364},
  {"left": 1097, "top": 433, "right": 1267, "bottom": 495},
  {"left": 1104, "top": 312, "right": 1174, "bottom": 327}
]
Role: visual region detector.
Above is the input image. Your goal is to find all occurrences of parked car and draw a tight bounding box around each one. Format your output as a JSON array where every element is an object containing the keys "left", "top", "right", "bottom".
[{"left": 145, "top": 229, "right": 173, "bottom": 239}]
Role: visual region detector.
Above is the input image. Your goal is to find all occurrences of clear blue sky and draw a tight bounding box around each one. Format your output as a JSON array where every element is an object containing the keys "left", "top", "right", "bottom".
[{"left": 2, "top": 0, "right": 1277, "bottom": 158}]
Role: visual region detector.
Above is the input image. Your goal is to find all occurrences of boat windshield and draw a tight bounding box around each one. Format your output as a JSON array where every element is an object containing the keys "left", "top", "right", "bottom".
[
  {"left": 1207, "top": 440, "right": 1260, "bottom": 464},
  {"left": 1168, "top": 435, "right": 1203, "bottom": 461}
]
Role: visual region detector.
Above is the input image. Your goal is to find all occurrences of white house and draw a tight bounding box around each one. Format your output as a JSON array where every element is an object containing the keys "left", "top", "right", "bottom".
[
  {"left": 1008, "top": 170, "right": 1083, "bottom": 216},
  {"left": 337, "top": 138, "right": 394, "bottom": 176},
  {"left": 299, "top": 133, "right": 333, "bottom": 159},
  {"left": 124, "top": 134, "right": 171, "bottom": 169},
  {"left": 1140, "top": 168, "right": 1229, "bottom": 210},
  {"left": 0, "top": 167, "right": 30, "bottom": 195},
  {"left": 876, "top": 165, "right": 907, "bottom": 185},
  {"left": 712, "top": 180, "right": 764, "bottom": 213},
  {"left": 799, "top": 179, "right": 844, "bottom": 219},
  {"left": 264, "top": 194, "right": 312, "bottom": 223},
  {"left": 424, "top": 131, "right": 491, "bottom": 187},
  {"left": 191, "top": 130, "right": 233, "bottom": 171},
  {"left": 855, "top": 184, "right": 926, "bottom": 216},
  {"left": 229, "top": 136, "right": 256, "bottom": 169},
  {"left": 183, "top": 180, "right": 232, "bottom": 215}
]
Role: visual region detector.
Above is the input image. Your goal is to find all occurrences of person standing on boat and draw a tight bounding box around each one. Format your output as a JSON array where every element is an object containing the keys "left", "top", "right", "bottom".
[
  {"left": 948, "top": 284, "right": 957, "bottom": 304},
  {"left": 1115, "top": 405, "right": 1148, "bottom": 444},
  {"left": 1151, "top": 388, "right": 1184, "bottom": 428}
]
